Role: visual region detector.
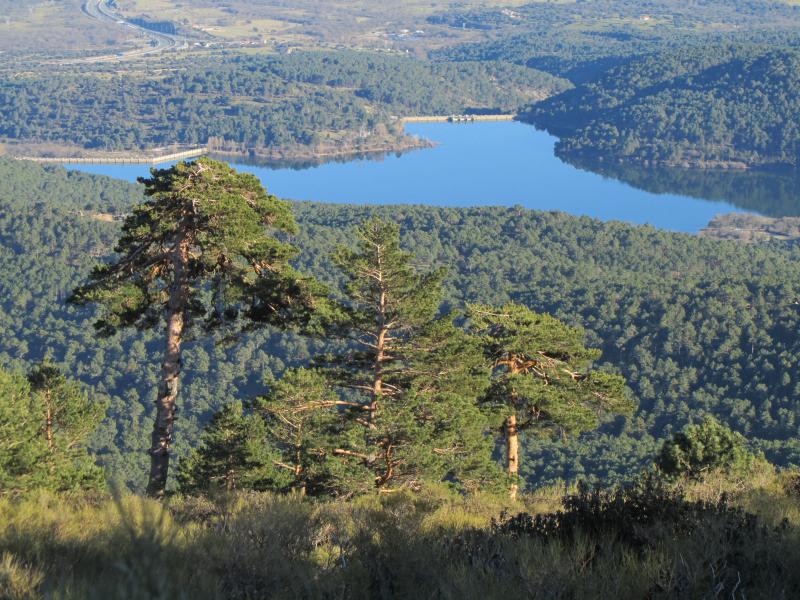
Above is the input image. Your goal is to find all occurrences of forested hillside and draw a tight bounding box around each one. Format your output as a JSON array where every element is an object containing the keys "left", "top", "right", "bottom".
[
  {"left": 433, "top": 6, "right": 800, "bottom": 82},
  {"left": 525, "top": 45, "right": 800, "bottom": 169},
  {"left": 2, "top": 157, "right": 800, "bottom": 490},
  {"left": 0, "top": 51, "right": 567, "bottom": 156}
]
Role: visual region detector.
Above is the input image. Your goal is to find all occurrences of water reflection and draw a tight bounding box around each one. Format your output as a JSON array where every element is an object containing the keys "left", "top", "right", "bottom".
[
  {"left": 207, "top": 148, "right": 417, "bottom": 171},
  {"left": 64, "top": 122, "right": 786, "bottom": 233},
  {"left": 564, "top": 157, "right": 800, "bottom": 218}
]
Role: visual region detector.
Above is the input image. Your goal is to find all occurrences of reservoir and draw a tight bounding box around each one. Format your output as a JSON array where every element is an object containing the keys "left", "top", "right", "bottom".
[{"left": 64, "top": 121, "right": 800, "bottom": 233}]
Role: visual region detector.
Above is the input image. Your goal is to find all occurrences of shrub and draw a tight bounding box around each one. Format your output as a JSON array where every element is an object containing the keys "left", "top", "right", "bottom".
[
  {"left": 492, "top": 474, "right": 760, "bottom": 551},
  {"left": 655, "top": 417, "right": 758, "bottom": 479}
]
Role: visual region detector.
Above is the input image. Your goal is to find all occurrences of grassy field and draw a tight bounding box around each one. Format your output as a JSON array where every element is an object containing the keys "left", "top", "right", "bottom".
[
  {"left": 3, "top": 0, "right": 799, "bottom": 58},
  {"left": 0, "top": 0, "right": 131, "bottom": 54},
  {"left": 0, "top": 0, "right": 540, "bottom": 55},
  {"left": 2, "top": 469, "right": 799, "bottom": 598},
  {"left": 115, "top": 0, "right": 530, "bottom": 49}
]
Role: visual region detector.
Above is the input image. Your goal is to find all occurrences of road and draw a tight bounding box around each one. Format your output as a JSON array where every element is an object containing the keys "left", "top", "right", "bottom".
[{"left": 75, "top": 0, "right": 187, "bottom": 63}]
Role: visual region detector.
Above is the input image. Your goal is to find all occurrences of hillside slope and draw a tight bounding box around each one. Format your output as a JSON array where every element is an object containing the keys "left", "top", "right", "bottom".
[
  {"left": 526, "top": 46, "right": 800, "bottom": 169},
  {"left": 1, "top": 158, "right": 799, "bottom": 489}
]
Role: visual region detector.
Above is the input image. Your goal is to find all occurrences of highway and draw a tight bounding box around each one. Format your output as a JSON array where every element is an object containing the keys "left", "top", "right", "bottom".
[{"left": 75, "top": 0, "right": 187, "bottom": 63}]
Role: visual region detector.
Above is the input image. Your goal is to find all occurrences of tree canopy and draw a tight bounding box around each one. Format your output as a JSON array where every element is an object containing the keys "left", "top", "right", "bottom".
[
  {"left": 655, "top": 417, "right": 759, "bottom": 479},
  {"left": 69, "top": 158, "right": 326, "bottom": 496},
  {"left": 3, "top": 159, "right": 800, "bottom": 490},
  {"left": 468, "top": 303, "right": 632, "bottom": 496},
  {"left": 0, "top": 363, "right": 106, "bottom": 496}
]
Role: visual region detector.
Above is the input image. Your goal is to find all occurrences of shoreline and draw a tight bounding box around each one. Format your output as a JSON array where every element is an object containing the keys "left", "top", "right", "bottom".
[
  {"left": 12, "top": 147, "right": 209, "bottom": 165},
  {"left": 554, "top": 148, "right": 797, "bottom": 174},
  {"left": 208, "top": 136, "right": 434, "bottom": 166},
  {"left": 400, "top": 114, "right": 516, "bottom": 123},
  {"left": 5, "top": 132, "right": 439, "bottom": 167},
  {"left": 698, "top": 212, "right": 800, "bottom": 242}
]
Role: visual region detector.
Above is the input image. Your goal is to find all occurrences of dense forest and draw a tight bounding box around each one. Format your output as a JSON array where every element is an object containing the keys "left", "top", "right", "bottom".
[
  {"left": 433, "top": 4, "right": 800, "bottom": 82},
  {"left": 426, "top": 3, "right": 800, "bottom": 171},
  {"left": 1, "top": 157, "right": 799, "bottom": 492},
  {"left": 4, "top": 1, "right": 800, "bottom": 596},
  {"left": 0, "top": 51, "right": 567, "bottom": 155},
  {"left": 525, "top": 45, "right": 800, "bottom": 169},
  {"left": 2, "top": 149, "right": 800, "bottom": 596}
]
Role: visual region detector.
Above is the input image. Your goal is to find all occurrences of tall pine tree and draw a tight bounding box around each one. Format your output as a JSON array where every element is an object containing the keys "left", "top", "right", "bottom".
[
  {"left": 468, "top": 303, "right": 633, "bottom": 498},
  {"left": 70, "top": 158, "right": 327, "bottom": 497},
  {"left": 321, "top": 218, "right": 497, "bottom": 492}
]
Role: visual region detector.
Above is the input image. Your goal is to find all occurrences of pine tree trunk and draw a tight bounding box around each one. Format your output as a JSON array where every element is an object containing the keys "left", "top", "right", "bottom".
[
  {"left": 370, "top": 262, "right": 387, "bottom": 426},
  {"left": 295, "top": 444, "right": 306, "bottom": 496},
  {"left": 146, "top": 236, "right": 189, "bottom": 498},
  {"left": 45, "top": 399, "right": 53, "bottom": 451},
  {"left": 371, "top": 325, "right": 385, "bottom": 423},
  {"left": 505, "top": 414, "right": 520, "bottom": 500}
]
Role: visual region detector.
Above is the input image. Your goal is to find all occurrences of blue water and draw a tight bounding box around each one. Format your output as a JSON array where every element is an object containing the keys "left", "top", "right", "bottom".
[{"left": 65, "top": 121, "right": 752, "bottom": 233}]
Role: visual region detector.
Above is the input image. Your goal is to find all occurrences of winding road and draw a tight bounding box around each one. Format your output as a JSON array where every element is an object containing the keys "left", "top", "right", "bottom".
[{"left": 75, "top": 0, "right": 187, "bottom": 63}]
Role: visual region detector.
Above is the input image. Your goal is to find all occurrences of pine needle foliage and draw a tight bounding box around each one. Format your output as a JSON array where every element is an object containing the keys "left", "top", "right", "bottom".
[
  {"left": 69, "top": 157, "right": 322, "bottom": 336},
  {"left": 69, "top": 158, "right": 328, "bottom": 497},
  {"left": 0, "top": 363, "right": 106, "bottom": 496},
  {"left": 255, "top": 368, "right": 359, "bottom": 497},
  {"left": 319, "top": 218, "right": 499, "bottom": 493},
  {"left": 323, "top": 218, "right": 445, "bottom": 405},
  {"left": 656, "top": 416, "right": 759, "bottom": 479},
  {"left": 468, "top": 302, "right": 634, "bottom": 495},
  {"left": 177, "top": 402, "right": 285, "bottom": 494}
]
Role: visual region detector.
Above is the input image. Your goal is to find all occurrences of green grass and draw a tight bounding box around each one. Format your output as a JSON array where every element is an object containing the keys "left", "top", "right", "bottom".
[{"left": 2, "top": 472, "right": 799, "bottom": 599}]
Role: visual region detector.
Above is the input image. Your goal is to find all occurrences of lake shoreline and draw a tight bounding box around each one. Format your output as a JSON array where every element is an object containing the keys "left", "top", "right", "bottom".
[
  {"left": 2, "top": 133, "right": 435, "bottom": 167},
  {"left": 58, "top": 121, "right": 776, "bottom": 234},
  {"left": 207, "top": 136, "right": 435, "bottom": 167},
  {"left": 553, "top": 147, "right": 798, "bottom": 174}
]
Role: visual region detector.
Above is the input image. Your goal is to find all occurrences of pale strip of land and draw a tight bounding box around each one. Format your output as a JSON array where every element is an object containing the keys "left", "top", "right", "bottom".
[
  {"left": 401, "top": 114, "right": 517, "bottom": 123},
  {"left": 13, "top": 147, "right": 208, "bottom": 164},
  {"left": 7, "top": 115, "right": 513, "bottom": 165}
]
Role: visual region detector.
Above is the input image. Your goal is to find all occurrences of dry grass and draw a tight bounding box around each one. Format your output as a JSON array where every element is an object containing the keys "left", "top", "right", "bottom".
[
  {"left": 0, "top": 0, "right": 130, "bottom": 53},
  {"left": 0, "top": 552, "right": 44, "bottom": 600},
  {"left": 112, "top": 0, "right": 537, "bottom": 49},
  {"left": 1, "top": 472, "right": 798, "bottom": 599}
]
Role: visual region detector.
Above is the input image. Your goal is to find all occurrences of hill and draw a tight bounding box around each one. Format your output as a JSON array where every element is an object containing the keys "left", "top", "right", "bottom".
[
  {"left": 525, "top": 46, "right": 800, "bottom": 169},
  {"left": 1, "top": 157, "right": 800, "bottom": 490},
  {"left": 0, "top": 51, "right": 567, "bottom": 161}
]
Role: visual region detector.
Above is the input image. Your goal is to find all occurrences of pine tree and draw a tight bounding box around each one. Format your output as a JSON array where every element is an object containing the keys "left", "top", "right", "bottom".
[
  {"left": 468, "top": 303, "right": 633, "bottom": 498},
  {"left": 255, "top": 368, "right": 358, "bottom": 496},
  {"left": 177, "top": 402, "right": 283, "bottom": 494},
  {"left": 0, "top": 368, "right": 37, "bottom": 495},
  {"left": 0, "top": 363, "right": 106, "bottom": 496},
  {"left": 400, "top": 319, "right": 501, "bottom": 492},
  {"left": 321, "top": 218, "right": 496, "bottom": 492},
  {"left": 655, "top": 416, "right": 759, "bottom": 479},
  {"left": 69, "top": 158, "right": 327, "bottom": 497}
]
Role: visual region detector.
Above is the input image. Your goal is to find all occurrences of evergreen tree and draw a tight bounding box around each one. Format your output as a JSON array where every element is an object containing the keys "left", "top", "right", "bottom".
[
  {"left": 0, "top": 363, "right": 106, "bottom": 495},
  {"left": 468, "top": 303, "right": 633, "bottom": 498},
  {"left": 401, "top": 319, "right": 501, "bottom": 492},
  {"left": 321, "top": 219, "right": 496, "bottom": 492},
  {"left": 69, "top": 158, "right": 326, "bottom": 497},
  {"left": 655, "top": 417, "right": 759, "bottom": 479},
  {"left": 177, "top": 402, "right": 283, "bottom": 494},
  {"left": 255, "top": 368, "right": 357, "bottom": 496}
]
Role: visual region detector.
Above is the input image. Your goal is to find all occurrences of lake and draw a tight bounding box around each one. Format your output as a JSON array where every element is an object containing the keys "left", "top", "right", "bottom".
[{"left": 64, "top": 121, "right": 800, "bottom": 233}]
